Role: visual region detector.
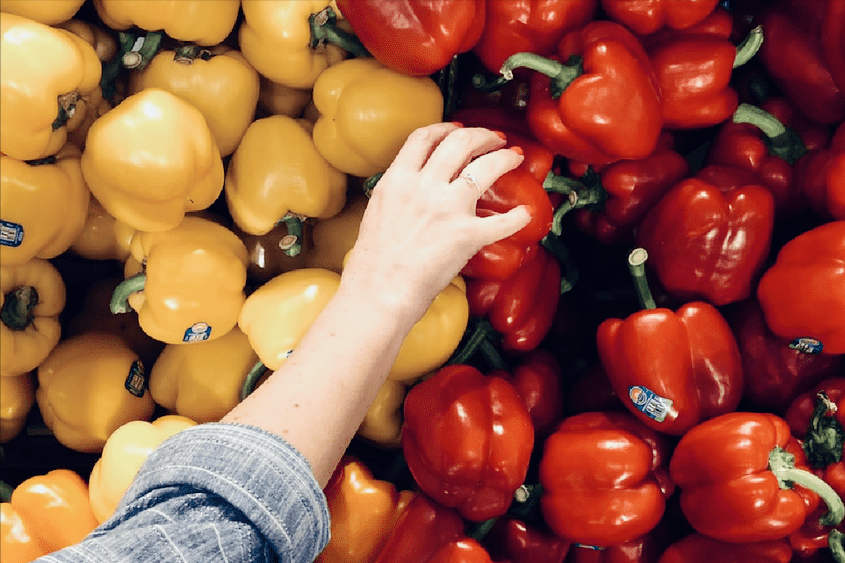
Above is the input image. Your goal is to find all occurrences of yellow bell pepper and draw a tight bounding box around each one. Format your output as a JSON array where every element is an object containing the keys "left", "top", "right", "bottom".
[
  {"left": 306, "top": 194, "right": 367, "bottom": 273},
  {"left": 149, "top": 327, "right": 259, "bottom": 423},
  {"left": 315, "top": 456, "right": 416, "bottom": 563},
  {"left": 0, "top": 145, "right": 91, "bottom": 266},
  {"left": 238, "top": 268, "right": 341, "bottom": 371},
  {"left": 111, "top": 216, "right": 249, "bottom": 345},
  {"left": 258, "top": 76, "right": 312, "bottom": 118},
  {"left": 239, "top": 0, "right": 362, "bottom": 89},
  {"left": 80, "top": 87, "right": 224, "bottom": 233},
  {"left": 88, "top": 414, "right": 197, "bottom": 523},
  {"left": 0, "top": 12, "right": 101, "bottom": 161},
  {"left": 36, "top": 331, "right": 157, "bottom": 453},
  {"left": 357, "top": 379, "right": 406, "bottom": 449},
  {"left": 0, "top": 258, "right": 66, "bottom": 378},
  {"left": 93, "top": 0, "right": 240, "bottom": 46},
  {"left": 312, "top": 57, "right": 444, "bottom": 178},
  {"left": 0, "top": 373, "right": 35, "bottom": 443},
  {"left": 224, "top": 115, "right": 347, "bottom": 247},
  {"left": 68, "top": 196, "right": 132, "bottom": 262},
  {"left": 0, "top": 0, "right": 85, "bottom": 25},
  {"left": 129, "top": 46, "right": 260, "bottom": 157},
  {"left": 0, "top": 469, "right": 99, "bottom": 561}
]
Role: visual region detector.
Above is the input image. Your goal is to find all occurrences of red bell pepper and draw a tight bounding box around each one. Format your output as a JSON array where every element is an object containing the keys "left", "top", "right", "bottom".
[
  {"left": 335, "top": 0, "right": 485, "bottom": 77},
  {"left": 657, "top": 533, "right": 793, "bottom": 563},
  {"left": 669, "top": 412, "right": 844, "bottom": 543},
  {"left": 822, "top": 0, "right": 845, "bottom": 94},
  {"left": 728, "top": 299, "right": 843, "bottom": 414},
  {"left": 757, "top": 0, "right": 845, "bottom": 125},
  {"left": 473, "top": 0, "right": 597, "bottom": 74},
  {"left": 707, "top": 100, "right": 830, "bottom": 216},
  {"left": 757, "top": 221, "right": 845, "bottom": 355},
  {"left": 499, "top": 21, "right": 663, "bottom": 165},
  {"left": 566, "top": 526, "right": 667, "bottom": 563},
  {"left": 483, "top": 517, "right": 570, "bottom": 563},
  {"left": 427, "top": 540, "right": 494, "bottom": 563},
  {"left": 635, "top": 166, "right": 775, "bottom": 306},
  {"left": 596, "top": 248, "right": 744, "bottom": 436},
  {"left": 538, "top": 411, "right": 674, "bottom": 546},
  {"left": 797, "top": 123, "right": 845, "bottom": 222},
  {"left": 402, "top": 364, "right": 534, "bottom": 522},
  {"left": 601, "top": 0, "right": 720, "bottom": 36}
]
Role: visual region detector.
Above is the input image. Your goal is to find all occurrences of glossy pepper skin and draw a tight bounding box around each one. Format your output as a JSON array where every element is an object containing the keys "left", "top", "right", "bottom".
[
  {"left": 669, "top": 412, "right": 823, "bottom": 542},
  {"left": 798, "top": 122, "right": 845, "bottom": 222},
  {"left": 0, "top": 145, "right": 91, "bottom": 266},
  {"left": 0, "top": 12, "right": 101, "bottom": 161},
  {"left": 225, "top": 116, "right": 347, "bottom": 236},
  {"left": 757, "top": 221, "right": 845, "bottom": 356},
  {"left": 473, "top": 0, "right": 597, "bottom": 74},
  {"left": 357, "top": 379, "right": 407, "bottom": 448},
  {"left": 88, "top": 415, "right": 197, "bottom": 523},
  {"left": 402, "top": 364, "right": 534, "bottom": 522},
  {"left": 0, "top": 469, "right": 99, "bottom": 562},
  {"left": 567, "top": 531, "right": 666, "bottom": 563},
  {"left": 311, "top": 57, "right": 444, "bottom": 178},
  {"left": 315, "top": 456, "right": 416, "bottom": 563},
  {"left": 539, "top": 411, "right": 673, "bottom": 546},
  {"left": 68, "top": 196, "right": 132, "bottom": 262},
  {"left": 233, "top": 220, "right": 313, "bottom": 284},
  {"left": 602, "top": 0, "right": 719, "bottom": 35},
  {"left": 484, "top": 517, "right": 570, "bottom": 563},
  {"left": 0, "top": 0, "right": 85, "bottom": 24},
  {"left": 81, "top": 88, "right": 224, "bottom": 233},
  {"left": 635, "top": 170, "right": 775, "bottom": 307},
  {"left": 306, "top": 195, "right": 367, "bottom": 273},
  {"left": 335, "top": 0, "right": 484, "bottom": 77},
  {"left": 0, "top": 258, "right": 66, "bottom": 378},
  {"left": 597, "top": 301, "right": 744, "bottom": 436},
  {"left": 94, "top": 0, "right": 240, "bottom": 46},
  {"left": 116, "top": 216, "right": 249, "bottom": 345},
  {"left": 0, "top": 372, "right": 34, "bottom": 443},
  {"left": 520, "top": 21, "right": 663, "bottom": 165},
  {"left": 657, "top": 533, "right": 792, "bottom": 563}
]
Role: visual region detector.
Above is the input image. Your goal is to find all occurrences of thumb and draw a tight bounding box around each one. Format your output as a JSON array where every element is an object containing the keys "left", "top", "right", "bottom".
[{"left": 475, "top": 205, "right": 532, "bottom": 247}]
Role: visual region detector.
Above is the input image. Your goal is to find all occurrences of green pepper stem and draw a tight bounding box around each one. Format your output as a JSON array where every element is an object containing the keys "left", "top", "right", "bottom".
[
  {"left": 240, "top": 361, "right": 268, "bottom": 400},
  {"left": 732, "top": 103, "right": 808, "bottom": 164},
  {"left": 100, "top": 32, "right": 138, "bottom": 101},
  {"left": 277, "top": 214, "right": 303, "bottom": 258},
  {"left": 734, "top": 25, "right": 764, "bottom": 68},
  {"left": 540, "top": 233, "right": 579, "bottom": 294},
  {"left": 1, "top": 286, "right": 39, "bottom": 331},
  {"left": 627, "top": 248, "right": 657, "bottom": 310},
  {"left": 830, "top": 529, "right": 845, "bottom": 563},
  {"left": 110, "top": 273, "right": 146, "bottom": 314},
  {"left": 479, "top": 338, "right": 508, "bottom": 371},
  {"left": 804, "top": 391, "right": 845, "bottom": 468},
  {"left": 122, "top": 31, "right": 164, "bottom": 70},
  {"left": 499, "top": 53, "right": 583, "bottom": 99},
  {"left": 437, "top": 56, "right": 461, "bottom": 120},
  {"left": 472, "top": 72, "right": 511, "bottom": 93},
  {"left": 468, "top": 517, "right": 499, "bottom": 542},
  {"left": 309, "top": 6, "right": 370, "bottom": 59},
  {"left": 173, "top": 45, "right": 213, "bottom": 64},
  {"left": 545, "top": 170, "right": 605, "bottom": 236},
  {"left": 0, "top": 480, "right": 12, "bottom": 503},
  {"left": 363, "top": 172, "right": 383, "bottom": 199},
  {"left": 769, "top": 446, "right": 845, "bottom": 527},
  {"left": 447, "top": 317, "right": 495, "bottom": 366},
  {"left": 52, "top": 91, "right": 80, "bottom": 131}
]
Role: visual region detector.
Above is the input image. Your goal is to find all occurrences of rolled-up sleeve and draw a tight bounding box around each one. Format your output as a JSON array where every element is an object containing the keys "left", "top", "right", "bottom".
[{"left": 38, "top": 423, "right": 331, "bottom": 563}]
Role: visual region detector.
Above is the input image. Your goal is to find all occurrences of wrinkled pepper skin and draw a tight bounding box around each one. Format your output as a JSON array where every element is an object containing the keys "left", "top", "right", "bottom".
[
  {"left": 81, "top": 88, "right": 224, "bottom": 233},
  {"left": 88, "top": 415, "right": 197, "bottom": 523},
  {"left": 225, "top": 115, "right": 347, "bottom": 236},
  {"left": 312, "top": 57, "right": 444, "bottom": 178},
  {"left": 315, "top": 456, "right": 416, "bottom": 563},
  {"left": 0, "top": 372, "right": 34, "bottom": 443},
  {"left": 0, "top": 0, "right": 85, "bottom": 24},
  {"left": 601, "top": 0, "right": 719, "bottom": 36},
  {"left": 94, "top": 0, "right": 240, "bottom": 46},
  {"left": 798, "top": 122, "right": 845, "bottom": 222},
  {"left": 484, "top": 517, "right": 570, "bottom": 563},
  {"left": 597, "top": 301, "right": 743, "bottom": 436},
  {"left": 336, "top": 0, "right": 484, "bottom": 77},
  {"left": 0, "top": 12, "right": 101, "bottom": 161},
  {"left": 121, "top": 216, "right": 249, "bottom": 345},
  {"left": 669, "top": 412, "right": 820, "bottom": 542},
  {"left": 36, "top": 332, "right": 157, "bottom": 453},
  {"left": 402, "top": 364, "right": 534, "bottom": 522},
  {"left": 636, "top": 172, "right": 774, "bottom": 306},
  {"left": 0, "top": 469, "right": 99, "bottom": 561},
  {"left": 657, "top": 533, "right": 792, "bottom": 563},
  {"left": 757, "top": 221, "right": 845, "bottom": 356},
  {"left": 473, "top": 0, "right": 597, "bottom": 74},
  {"left": 525, "top": 21, "right": 663, "bottom": 165},
  {"left": 0, "top": 258, "right": 65, "bottom": 378},
  {"left": 0, "top": 145, "right": 91, "bottom": 266},
  {"left": 539, "top": 411, "right": 673, "bottom": 546},
  {"left": 129, "top": 46, "right": 260, "bottom": 157}
]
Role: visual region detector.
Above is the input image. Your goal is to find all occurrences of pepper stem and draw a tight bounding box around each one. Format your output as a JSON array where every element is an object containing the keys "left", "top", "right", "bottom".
[
  {"left": 309, "top": 6, "right": 370, "bottom": 59},
  {"left": 100, "top": 31, "right": 139, "bottom": 101},
  {"left": 732, "top": 103, "right": 808, "bottom": 164},
  {"left": 173, "top": 45, "right": 213, "bottom": 64},
  {"left": 447, "top": 317, "right": 496, "bottom": 366},
  {"left": 540, "top": 233, "right": 579, "bottom": 294},
  {"left": 0, "top": 481, "right": 12, "bottom": 503},
  {"left": 122, "top": 31, "right": 164, "bottom": 70},
  {"left": 499, "top": 53, "right": 583, "bottom": 99},
  {"left": 276, "top": 214, "right": 303, "bottom": 258},
  {"left": 628, "top": 248, "right": 657, "bottom": 310},
  {"left": 830, "top": 529, "right": 845, "bottom": 563},
  {"left": 1, "top": 287, "right": 39, "bottom": 331},
  {"left": 769, "top": 446, "right": 845, "bottom": 527},
  {"left": 110, "top": 273, "right": 146, "bottom": 314},
  {"left": 468, "top": 517, "right": 498, "bottom": 542},
  {"left": 804, "top": 391, "right": 845, "bottom": 468},
  {"left": 479, "top": 339, "right": 508, "bottom": 371},
  {"left": 363, "top": 172, "right": 383, "bottom": 198},
  {"left": 733, "top": 25, "right": 764, "bottom": 68},
  {"left": 545, "top": 169, "right": 605, "bottom": 236},
  {"left": 240, "top": 361, "right": 268, "bottom": 400}
]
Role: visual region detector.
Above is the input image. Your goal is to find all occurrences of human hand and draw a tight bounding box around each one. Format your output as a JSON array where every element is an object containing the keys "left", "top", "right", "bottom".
[{"left": 341, "top": 122, "right": 530, "bottom": 321}]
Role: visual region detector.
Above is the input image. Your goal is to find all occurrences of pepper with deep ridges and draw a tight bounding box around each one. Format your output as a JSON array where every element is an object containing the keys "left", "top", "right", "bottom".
[{"left": 601, "top": 0, "right": 720, "bottom": 36}]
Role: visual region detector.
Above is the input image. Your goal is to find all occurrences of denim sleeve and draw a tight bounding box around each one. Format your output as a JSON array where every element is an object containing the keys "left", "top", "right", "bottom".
[{"left": 36, "top": 423, "right": 331, "bottom": 563}]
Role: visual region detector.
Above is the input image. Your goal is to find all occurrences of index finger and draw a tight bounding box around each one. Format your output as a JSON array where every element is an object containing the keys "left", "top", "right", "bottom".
[{"left": 386, "top": 122, "right": 462, "bottom": 173}]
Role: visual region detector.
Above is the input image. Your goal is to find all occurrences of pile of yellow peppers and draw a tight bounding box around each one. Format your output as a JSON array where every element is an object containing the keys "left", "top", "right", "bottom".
[{"left": 0, "top": 1, "right": 460, "bottom": 559}]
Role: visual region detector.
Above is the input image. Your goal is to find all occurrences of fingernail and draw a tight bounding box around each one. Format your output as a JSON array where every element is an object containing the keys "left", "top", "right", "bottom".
[
  {"left": 449, "top": 121, "right": 464, "bottom": 128},
  {"left": 492, "top": 130, "right": 507, "bottom": 141},
  {"left": 510, "top": 146, "right": 524, "bottom": 156}
]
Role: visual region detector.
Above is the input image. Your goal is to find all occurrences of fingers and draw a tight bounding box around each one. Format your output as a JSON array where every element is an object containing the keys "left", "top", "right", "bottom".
[
  {"left": 423, "top": 127, "right": 508, "bottom": 181},
  {"left": 388, "top": 122, "right": 463, "bottom": 173},
  {"left": 473, "top": 205, "right": 532, "bottom": 247},
  {"left": 453, "top": 147, "right": 524, "bottom": 198}
]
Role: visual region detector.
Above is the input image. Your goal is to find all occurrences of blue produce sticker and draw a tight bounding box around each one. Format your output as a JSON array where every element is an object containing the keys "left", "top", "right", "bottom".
[
  {"left": 628, "top": 385, "right": 672, "bottom": 423},
  {"left": 0, "top": 220, "right": 24, "bottom": 247},
  {"left": 125, "top": 360, "right": 147, "bottom": 397},
  {"left": 573, "top": 544, "right": 605, "bottom": 551},
  {"left": 183, "top": 322, "right": 212, "bottom": 343},
  {"left": 789, "top": 337, "right": 823, "bottom": 355}
]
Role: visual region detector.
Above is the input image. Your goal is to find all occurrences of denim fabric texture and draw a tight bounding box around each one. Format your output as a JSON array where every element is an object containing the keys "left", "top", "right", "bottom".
[{"left": 36, "top": 423, "right": 331, "bottom": 563}]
